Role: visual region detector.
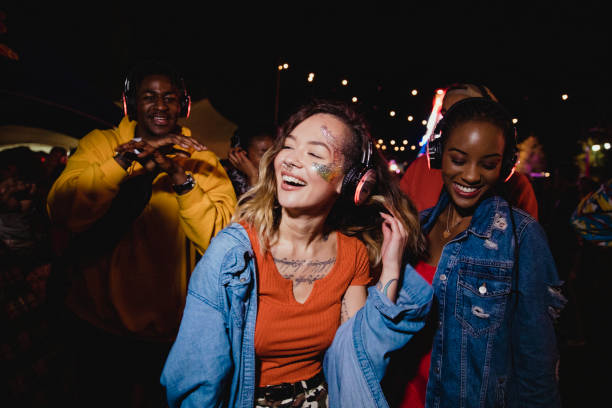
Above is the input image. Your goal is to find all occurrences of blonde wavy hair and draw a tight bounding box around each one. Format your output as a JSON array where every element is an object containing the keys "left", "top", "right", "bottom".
[{"left": 232, "top": 99, "right": 426, "bottom": 270}]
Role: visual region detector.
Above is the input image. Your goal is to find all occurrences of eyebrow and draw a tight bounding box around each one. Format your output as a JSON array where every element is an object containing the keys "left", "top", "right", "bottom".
[{"left": 447, "top": 147, "right": 502, "bottom": 158}]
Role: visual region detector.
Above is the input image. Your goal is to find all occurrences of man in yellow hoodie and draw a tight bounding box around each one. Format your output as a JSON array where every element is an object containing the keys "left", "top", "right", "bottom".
[{"left": 46, "top": 60, "right": 237, "bottom": 407}]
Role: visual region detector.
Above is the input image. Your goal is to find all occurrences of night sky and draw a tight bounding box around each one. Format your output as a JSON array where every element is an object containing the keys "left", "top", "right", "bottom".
[{"left": 3, "top": 2, "right": 611, "bottom": 171}]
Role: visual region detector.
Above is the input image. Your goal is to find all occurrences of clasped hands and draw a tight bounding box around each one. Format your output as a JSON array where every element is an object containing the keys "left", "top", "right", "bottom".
[{"left": 115, "top": 133, "right": 206, "bottom": 184}]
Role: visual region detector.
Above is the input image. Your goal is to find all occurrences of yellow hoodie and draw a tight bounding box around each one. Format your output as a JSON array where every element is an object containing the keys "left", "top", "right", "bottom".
[{"left": 47, "top": 116, "right": 237, "bottom": 341}]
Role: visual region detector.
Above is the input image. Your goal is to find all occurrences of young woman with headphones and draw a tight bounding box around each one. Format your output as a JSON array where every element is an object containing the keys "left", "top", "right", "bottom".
[
  {"left": 160, "top": 99, "right": 434, "bottom": 407},
  {"left": 389, "top": 97, "right": 566, "bottom": 407}
]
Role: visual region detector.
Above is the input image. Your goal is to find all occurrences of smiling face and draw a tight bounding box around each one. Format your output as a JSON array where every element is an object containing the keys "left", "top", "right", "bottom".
[
  {"left": 441, "top": 120, "right": 505, "bottom": 213},
  {"left": 134, "top": 74, "right": 181, "bottom": 139},
  {"left": 274, "top": 113, "right": 349, "bottom": 214}
]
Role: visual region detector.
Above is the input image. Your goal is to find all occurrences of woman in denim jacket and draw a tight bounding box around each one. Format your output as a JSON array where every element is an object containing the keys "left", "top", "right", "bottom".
[
  {"left": 160, "top": 100, "right": 433, "bottom": 407},
  {"left": 391, "top": 97, "right": 566, "bottom": 408}
]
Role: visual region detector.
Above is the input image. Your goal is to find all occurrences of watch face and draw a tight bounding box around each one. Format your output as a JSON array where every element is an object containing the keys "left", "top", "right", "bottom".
[{"left": 173, "top": 174, "right": 195, "bottom": 194}]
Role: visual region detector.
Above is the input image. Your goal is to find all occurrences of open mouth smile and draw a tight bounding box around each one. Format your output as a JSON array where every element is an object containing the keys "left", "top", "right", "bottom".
[{"left": 453, "top": 182, "right": 482, "bottom": 198}]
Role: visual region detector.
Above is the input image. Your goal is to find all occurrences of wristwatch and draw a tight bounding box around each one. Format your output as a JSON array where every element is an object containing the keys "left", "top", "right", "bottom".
[{"left": 172, "top": 173, "right": 196, "bottom": 195}]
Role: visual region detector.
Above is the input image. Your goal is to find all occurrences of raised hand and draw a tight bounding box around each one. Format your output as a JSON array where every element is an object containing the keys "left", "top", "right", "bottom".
[
  {"left": 227, "top": 147, "right": 258, "bottom": 184},
  {"left": 376, "top": 209, "right": 408, "bottom": 302}
]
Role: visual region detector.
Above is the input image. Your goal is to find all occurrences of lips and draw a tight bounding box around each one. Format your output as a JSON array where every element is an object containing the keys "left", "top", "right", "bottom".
[
  {"left": 151, "top": 113, "right": 170, "bottom": 126},
  {"left": 280, "top": 172, "right": 307, "bottom": 190},
  {"left": 452, "top": 182, "right": 481, "bottom": 198}
]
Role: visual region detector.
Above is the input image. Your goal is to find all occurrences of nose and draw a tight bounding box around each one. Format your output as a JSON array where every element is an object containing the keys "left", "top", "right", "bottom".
[
  {"left": 282, "top": 150, "right": 302, "bottom": 169},
  {"left": 153, "top": 95, "right": 169, "bottom": 110},
  {"left": 462, "top": 163, "right": 481, "bottom": 185}
]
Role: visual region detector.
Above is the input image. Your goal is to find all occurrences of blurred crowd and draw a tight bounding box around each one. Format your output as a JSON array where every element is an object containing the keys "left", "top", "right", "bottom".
[{"left": 0, "top": 145, "right": 70, "bottom": 406}]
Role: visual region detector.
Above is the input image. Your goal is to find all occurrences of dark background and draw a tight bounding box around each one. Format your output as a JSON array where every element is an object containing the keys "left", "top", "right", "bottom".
[
  {"left": 1, "top": 3, "right": 609, "bottom": 407},
  {"left": 2, "top": 1, "right": 611, "bottom": 171}
]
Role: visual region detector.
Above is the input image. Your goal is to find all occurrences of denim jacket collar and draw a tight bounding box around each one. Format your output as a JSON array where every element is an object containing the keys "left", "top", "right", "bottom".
[{"left": 420, "top": 189, "right": 508, "bottom": 240}]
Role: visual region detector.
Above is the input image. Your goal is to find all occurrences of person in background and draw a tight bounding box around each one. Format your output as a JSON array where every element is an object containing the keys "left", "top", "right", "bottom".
[
  {"left": 385, "top": 97, "right": 565, "bottom": 407},
  {"left": 221, "top": 123, "right": 276, "bottom": 198},
  {"left": 161, "top": 99, "right": 433, "bottom": 408},
  {"left": 399, "top": 83, "right": 539, "bottom": 220},
  {"left": 45, "top": 60, "right": 236, "bottom": 407}
]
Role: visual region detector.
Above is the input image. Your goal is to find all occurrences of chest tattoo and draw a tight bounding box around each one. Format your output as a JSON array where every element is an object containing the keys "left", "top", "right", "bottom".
[{"left": 273, "top": 257, "right": 336, "bottom": 285}]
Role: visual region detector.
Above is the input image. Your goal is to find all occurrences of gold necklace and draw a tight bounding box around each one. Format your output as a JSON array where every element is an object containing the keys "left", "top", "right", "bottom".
[{"left": 443, "top": 206, "right": 462, "bottom": 239}]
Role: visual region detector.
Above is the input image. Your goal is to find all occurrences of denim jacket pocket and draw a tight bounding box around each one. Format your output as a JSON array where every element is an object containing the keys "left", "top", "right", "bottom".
[{"left": 456, "top": 263, "right": 512, "bottom": 337}]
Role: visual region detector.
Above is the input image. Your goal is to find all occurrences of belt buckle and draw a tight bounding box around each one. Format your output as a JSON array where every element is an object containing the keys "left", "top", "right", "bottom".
[{"left": 264, "top": 382, "right": 295, "bottom": 401}]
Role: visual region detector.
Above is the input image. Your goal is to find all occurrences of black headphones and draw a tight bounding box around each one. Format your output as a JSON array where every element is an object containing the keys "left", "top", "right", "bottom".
[
  {"left": 230, "top": 128, "right": 242, "bottom": 148},
  {"left": 427, "top": 97, "right": 518, "bottom": 182},
  {"left": 122, "top": 63, "right": 191, "bottom": 121},
  {"left": 341, "top": 138, "right": 377, "bottom": 206}
]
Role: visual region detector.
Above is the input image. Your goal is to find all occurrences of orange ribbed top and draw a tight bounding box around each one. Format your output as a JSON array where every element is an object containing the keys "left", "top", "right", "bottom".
[{"left": 244, "top": 224, "right": 371, "bottom": 387}]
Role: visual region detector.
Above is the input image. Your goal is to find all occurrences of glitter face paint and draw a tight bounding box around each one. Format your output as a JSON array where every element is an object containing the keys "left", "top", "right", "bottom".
[{"left": 312, "top": 125, "right": 343, "bottom": 182}]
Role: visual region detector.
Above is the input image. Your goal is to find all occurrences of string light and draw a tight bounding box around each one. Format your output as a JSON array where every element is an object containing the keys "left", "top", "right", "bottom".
[{"left": 272, "top": 62, "right": 591, "bottom": 163}]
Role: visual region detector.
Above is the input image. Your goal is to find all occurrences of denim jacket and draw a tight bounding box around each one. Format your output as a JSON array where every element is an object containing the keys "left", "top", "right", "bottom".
[
  {"left": 421, "top": 192, "right": 566, "bottom": 408},
  {"left": 160, "top": 222, "right": 433, "bottom": 408}
]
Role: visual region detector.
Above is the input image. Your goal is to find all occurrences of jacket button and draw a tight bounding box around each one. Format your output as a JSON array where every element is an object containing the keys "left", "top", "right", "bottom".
[
  {"left": 240, "top": 277, "right": 246, "bottom": 282},
  {"left": 439, "top": 274, "right": 447, "bottom": 281}
]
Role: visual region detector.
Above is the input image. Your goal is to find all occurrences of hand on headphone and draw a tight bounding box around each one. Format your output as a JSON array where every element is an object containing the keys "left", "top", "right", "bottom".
[{"left": 228, "top": 147, "right": 259, "bottom": 185}]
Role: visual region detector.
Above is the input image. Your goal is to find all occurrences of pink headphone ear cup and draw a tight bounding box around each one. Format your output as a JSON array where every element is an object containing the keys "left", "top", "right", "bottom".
[
  {"left": 122, "top": 93, "right": 128, "bottom": 117},
  {"left": 353, "top": 168, "right": 377, "bottom": 205},
  {"left": 184, "top": 95, "right": 192, "bottom": 118}
]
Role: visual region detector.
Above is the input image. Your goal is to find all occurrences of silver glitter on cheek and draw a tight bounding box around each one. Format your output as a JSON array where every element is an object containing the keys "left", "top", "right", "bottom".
[{"left": 312, "top": 162, "right": 337, "bottom": 182}]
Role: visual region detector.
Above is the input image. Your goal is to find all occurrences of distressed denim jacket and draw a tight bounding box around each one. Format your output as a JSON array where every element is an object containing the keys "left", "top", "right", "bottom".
[
  {"left": 160, "top": 222, "right": 433, "bottom": 408},
  {"left": 421, "top": 192, "right": 566, "bottom": 408}
]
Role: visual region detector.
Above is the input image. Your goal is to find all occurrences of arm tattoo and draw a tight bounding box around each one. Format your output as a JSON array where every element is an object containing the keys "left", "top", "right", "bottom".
[
  {"left": 273, "top": 256, "right": 335, "bottom": 285},
  {"left": 378, "top": 279, "right": 398, "bottom": 297}
]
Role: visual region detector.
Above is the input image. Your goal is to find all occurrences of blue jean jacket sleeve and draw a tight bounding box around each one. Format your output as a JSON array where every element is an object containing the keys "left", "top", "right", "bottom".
[
  {"left": 160, "top": 229, "right": 239, "bottom": 408},
  {"left": 513, "top": 218, "right": 566, "bottom": 407},
  {"left": 324, "top": 263, "right": 433, "bottom": 408}
]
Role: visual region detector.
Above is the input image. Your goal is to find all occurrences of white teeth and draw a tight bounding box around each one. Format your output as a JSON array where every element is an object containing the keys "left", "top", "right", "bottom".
[
  {"left": 282, "top": 175, "right": 306, "bottom": 186},
  {"left": 455, "top": 183, "right": 478, "bottom": 193}
]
